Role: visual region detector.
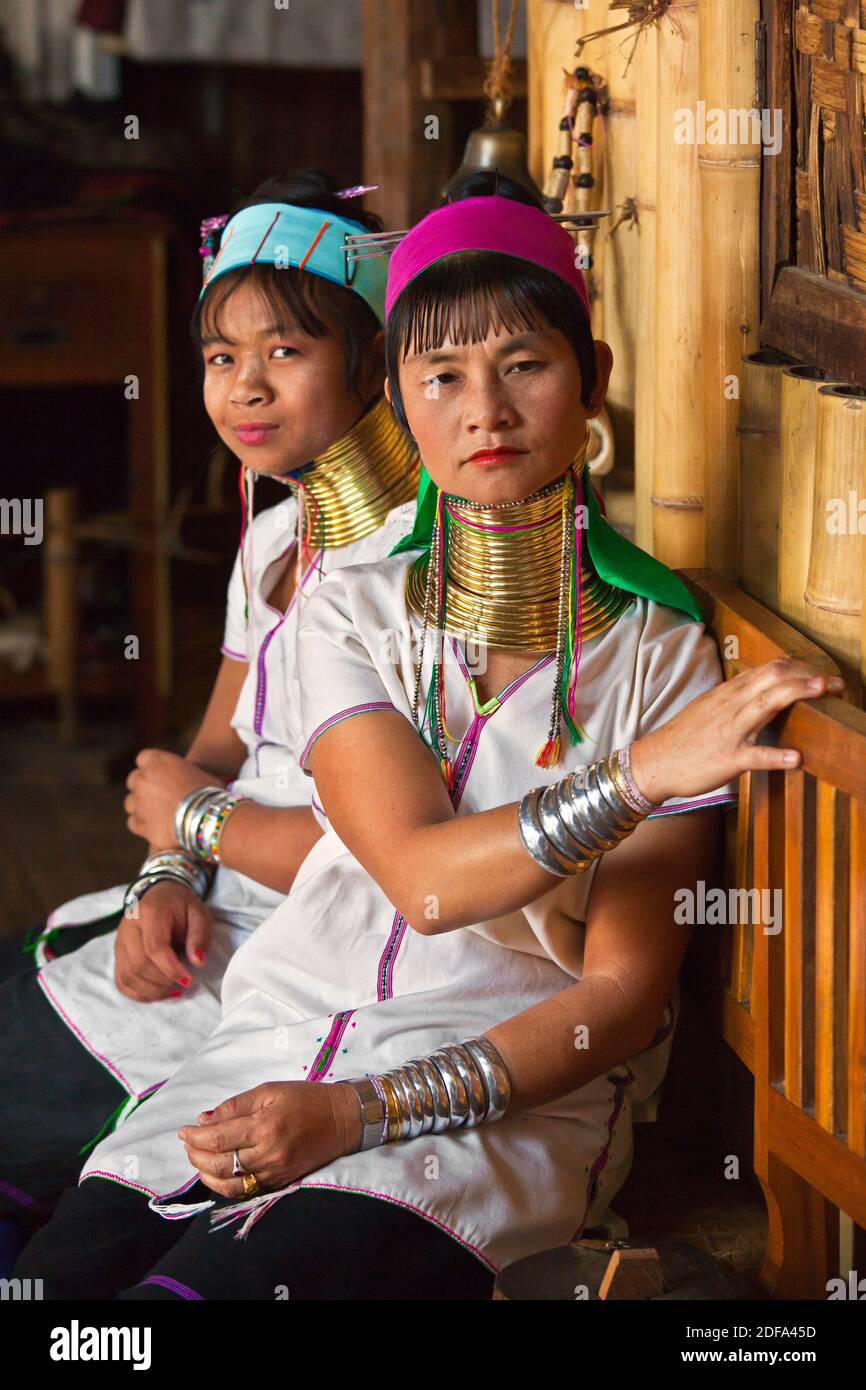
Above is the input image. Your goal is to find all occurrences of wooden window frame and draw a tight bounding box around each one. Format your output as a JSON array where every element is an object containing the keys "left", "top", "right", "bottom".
[{"left": 759, "top": 0, "right": 866, "bottom": 384}]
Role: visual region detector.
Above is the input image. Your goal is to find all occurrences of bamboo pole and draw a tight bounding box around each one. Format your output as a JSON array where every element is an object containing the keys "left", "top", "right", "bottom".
[
  {"left": 778, "top": 366, "right": 843, "bottom": 634},
  {"left": 652, "top": 2, "right": 704, "bottom": 567},
  {"left": 634, "top": 21, "right": 658, "bottom": 553},
  {"left": 737, "top": 349, "right": 794, "bottom": 614},
  {"left": 599, "top": 32, "right": 638, "bottom": 508},
  {"left": 804, "top": 385, "right": 866, "bottom": 699},
  {"left": 699, "top": 0, "right": 761, "bottom": 580}
]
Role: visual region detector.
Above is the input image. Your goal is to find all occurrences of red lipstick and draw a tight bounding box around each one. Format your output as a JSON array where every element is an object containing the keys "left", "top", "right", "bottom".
[{"left": 466, "top": 446, "right": 526, "bottom": 466}]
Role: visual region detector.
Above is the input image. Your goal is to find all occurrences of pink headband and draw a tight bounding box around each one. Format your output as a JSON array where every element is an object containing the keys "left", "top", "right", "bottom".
[{"left": 384, "top": 194, "right": 591, "bottom": 323}]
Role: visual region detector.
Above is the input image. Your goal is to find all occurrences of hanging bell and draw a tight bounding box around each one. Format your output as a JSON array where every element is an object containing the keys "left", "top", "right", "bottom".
[{"left": 443, "top": 94, "right": 543, "bottom": 202}]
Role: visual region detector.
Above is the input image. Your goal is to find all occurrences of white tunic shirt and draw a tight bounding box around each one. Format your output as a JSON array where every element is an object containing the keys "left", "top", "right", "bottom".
[
  {"left": 84, "top": 550, "right": 738, "bottom": 1271},
  {"left": 34, "top": 498, "right": 417, "bottom": 1107}
]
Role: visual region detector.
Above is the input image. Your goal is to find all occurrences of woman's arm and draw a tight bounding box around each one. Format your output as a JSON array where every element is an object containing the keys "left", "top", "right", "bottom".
[
  {"left": 216, "top": 803, "right": 323, "bottom": 894},
  {"left": 135, "top": 655, "right": 248, "bottom": 865},
  {"left": 307, "top": 659, "right": 841, "bottom": 934},
  {"left": 184, "top": 654, "right": 250, "bottom": 781},
  {"left": 131, "top": 655, "right": 323, "bottom": 892},
  {"left": 307, "top": 708, "right": 555, "bottom": 931},
  {"left": 484, "top": 806, "right": 713, "bottom": 1108}
]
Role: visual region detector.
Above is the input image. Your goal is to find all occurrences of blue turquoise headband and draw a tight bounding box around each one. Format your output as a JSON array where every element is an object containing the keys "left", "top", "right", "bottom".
[{"left": 199, "top": 201, "right": 388, "bottom": 327}]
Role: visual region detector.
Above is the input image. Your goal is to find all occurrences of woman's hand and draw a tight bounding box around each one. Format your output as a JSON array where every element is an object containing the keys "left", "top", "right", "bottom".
[
  {"left": 125, "top": 749, "right": 225, "bottom": 846},
  {"left": 630, "top": 660, "right": 845, "bottom": 805},
  {"left": 177, "top": 1082, "right": 362, "bottom": 1197},
  {"left": 115, "top": 879, "right": 213, "bottom": 1001}
]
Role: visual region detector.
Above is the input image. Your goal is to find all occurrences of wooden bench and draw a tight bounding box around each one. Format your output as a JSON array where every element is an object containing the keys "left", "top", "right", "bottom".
[{"left": 680, "top": 569, "right": 866, "bottom": 1299}]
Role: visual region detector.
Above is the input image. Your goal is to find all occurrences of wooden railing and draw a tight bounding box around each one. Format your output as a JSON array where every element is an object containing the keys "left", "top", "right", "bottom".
[{"left": 681, "top": 570, "right": 866, "bottom": 1298}]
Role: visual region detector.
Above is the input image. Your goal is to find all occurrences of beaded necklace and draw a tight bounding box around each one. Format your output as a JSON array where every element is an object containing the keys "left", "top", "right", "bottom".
[{"left": 406, "top": 431, "right": 633, "bottom": 782}]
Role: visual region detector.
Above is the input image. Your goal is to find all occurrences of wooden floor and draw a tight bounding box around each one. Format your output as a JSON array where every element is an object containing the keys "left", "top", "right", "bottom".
[
  {"left": 0, "top": 712, "right": 139, "bottom": 936},
  {"left": 0, "top": 586, "right": 224, "bottom": 939},
  {"left": 613, "top": 988, "right": 768, "bottom": 1295}
]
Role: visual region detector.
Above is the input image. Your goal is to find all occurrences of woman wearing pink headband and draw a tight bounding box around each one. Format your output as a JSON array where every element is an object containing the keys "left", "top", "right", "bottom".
[{"left": 16, "top": 172, "right": 839, "bottom": 1301}]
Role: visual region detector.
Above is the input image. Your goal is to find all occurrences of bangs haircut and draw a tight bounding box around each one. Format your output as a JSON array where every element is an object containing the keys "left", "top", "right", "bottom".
[
  {"left": 192, "top": 262, "right": 381, "bottom": 402},
  {"left": 385, "top": 251, "right": 598, "bottom": 434}
]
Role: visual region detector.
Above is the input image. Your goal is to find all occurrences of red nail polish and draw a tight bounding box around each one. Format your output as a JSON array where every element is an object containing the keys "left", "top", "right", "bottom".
[
  {"left": 202, "top": 1109, "right": 214, "bottom": 1116},
  {"left": 194, "top": 949, "right": 206, "bottom": 965},
  {"left": 169, "top": 989, "right": 182, "bottom": 998},
  {"left": 177, "top": 975, "right": 191, "bottom": 987}
]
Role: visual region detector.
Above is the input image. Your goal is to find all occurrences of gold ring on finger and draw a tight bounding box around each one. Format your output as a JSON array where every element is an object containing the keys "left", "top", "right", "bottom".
[{"left": 242, "top": 1171, "right": 261, "bottom": 1197}]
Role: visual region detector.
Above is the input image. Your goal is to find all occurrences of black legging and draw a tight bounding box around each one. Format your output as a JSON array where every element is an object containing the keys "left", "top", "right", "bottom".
[
  {"left": 0, "top": 913, "right": 120, "bottom": 984},
  {"left": 15, "top": 1177, "right": 495, "bottom": 1300},
  {"left": 0, "top": 918, "right": 128, "bottom": 1215}
]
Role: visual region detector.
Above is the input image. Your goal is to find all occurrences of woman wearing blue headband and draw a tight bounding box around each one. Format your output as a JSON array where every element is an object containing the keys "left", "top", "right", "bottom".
[{"left": 0, "top": 169, "right": 419, "bottom": 1236}]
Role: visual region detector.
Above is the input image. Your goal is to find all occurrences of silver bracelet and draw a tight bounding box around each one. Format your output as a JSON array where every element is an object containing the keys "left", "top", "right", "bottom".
[
  {"left": 618, "top": 742, "right": 657, "bottom": 815},
  {"left": 462, "top": 1037, "right": 511, "bottom": 1123},
  {"left": 122, "top": 850, "right": 214, "bottom": 914},
  {"left": 174, "top": 787, "right": 219, "bottom": 850},
  {"left": 139, "top": 850, "right": 213, "bottom": 898},
  {"left": 517, "top": 746, "right": 659, "bottom": 878},
  {"left": 518, "top": 787, "right": 583, "bottom": 876},
  {"left": 122, "top": 870, "right": 194, "bottom": 916},
  {"left": 341, "top": 1075, "right": 384, "bottom": 1152},
  {"left": 426, "top": 1049, "right": 470, "bottom": 1129},
  {"left": 437, "top": 1043, "right": 487, "bottom": 1127},
  {"left": 341, "top": 1036, "right": 512, "bottom": 1152},
  {"left": 405, "top": 1055, "right": 452, "bottom": 1134}
]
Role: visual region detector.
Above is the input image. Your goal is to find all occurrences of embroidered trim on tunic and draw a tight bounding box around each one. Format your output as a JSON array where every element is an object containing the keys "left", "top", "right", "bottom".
[
  {"left": 304, "top": 1010, "right": 355, "bottom": 1082},
  {"left": 571, "top": 1070, "right": 636, "bottom": 1242},
  {"left": 298, "top": 702, "right": 397, "bottom": 770},
  {"left": 647, "top": 792, "right": 738, "bottom": 819}
]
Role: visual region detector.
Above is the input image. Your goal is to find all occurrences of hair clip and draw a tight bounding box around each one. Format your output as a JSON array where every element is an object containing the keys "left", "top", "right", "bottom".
[
  {"left": 200, "top": 212, "right": 230, "bottom": 259},
  {"left": 551, "top": 210, "right": 611, "bottom": 224},
  {"left": 344, "top": 229, "right": 410, "bottom": 265},
  {"left": 199, "top": 213, "right": 230, "bottom": 278},
  {"left": 342, "top": 209, "right": 612, "bottom": 266},
  {"left": 335, "top": 183, "right": 379, "bottom": 200}
]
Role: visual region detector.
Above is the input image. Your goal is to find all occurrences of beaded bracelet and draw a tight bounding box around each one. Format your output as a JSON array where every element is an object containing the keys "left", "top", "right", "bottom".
[{"left": 174, "top": 786, "right": 247, "bottom": 865}]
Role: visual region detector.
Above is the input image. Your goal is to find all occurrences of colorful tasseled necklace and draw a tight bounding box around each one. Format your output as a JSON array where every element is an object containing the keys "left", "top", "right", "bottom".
[{"left": 405, "top": 432, "right": 634, "bottom": 783}]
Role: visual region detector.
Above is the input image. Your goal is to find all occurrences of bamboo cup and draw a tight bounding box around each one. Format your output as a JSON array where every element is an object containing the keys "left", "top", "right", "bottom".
[
  {"left": 737, "top": 349, "right": 798, "bottom": 613},
  {"left": 778, "top": 366, "right": 843, "bottom": 634},
  {"left": 804, "top": 385, "right": 866, "bottom": 698}
]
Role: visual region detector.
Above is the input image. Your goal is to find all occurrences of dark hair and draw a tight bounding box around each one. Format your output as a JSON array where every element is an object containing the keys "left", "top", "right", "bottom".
[
  {"left": 191, "top": 168, "right": 383, "bottom": 401},
  {"left": 385, "top": 170, "right": 597, "bottom": 435}
]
